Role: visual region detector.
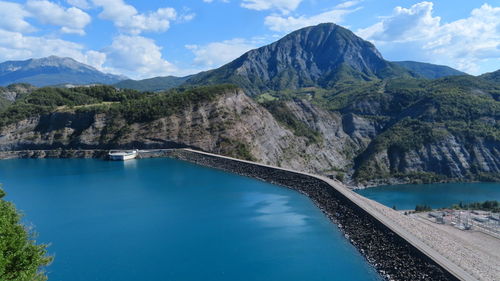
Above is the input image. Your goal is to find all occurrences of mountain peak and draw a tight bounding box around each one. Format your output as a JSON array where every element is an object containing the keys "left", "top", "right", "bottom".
[
  {"left": 186, "top": 23, "right": 410, "bottom": 94},
  {"left": 0, "top": 56, "right": 125, "bottom": 87}
]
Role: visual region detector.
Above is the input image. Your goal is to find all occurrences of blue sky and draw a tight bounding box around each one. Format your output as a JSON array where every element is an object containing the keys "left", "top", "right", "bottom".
[{"left": 0, "top": 0, "right": 498, "bottom": 79}]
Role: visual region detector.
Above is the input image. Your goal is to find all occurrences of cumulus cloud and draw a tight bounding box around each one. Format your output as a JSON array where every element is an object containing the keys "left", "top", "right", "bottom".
[
  {"left": 0, "top": 1, "right": 34, "bottom": 32},
  {"left": 265, "top": 5, "right": 361, "bottom": 32},
  {"left": 357, "top": 2, "right": 500, "bottom": 74},
  {"left": 241, "top": 0, "right": 303, "bottom": 14},
  {"left": 66, "top": 0, "right": 90, "bottom": 9},
  {"left": 186, "top": 38, "right": 259, "bottom": 68},
  {"left": 0, "top": 29, "right": 106, "bottom": 69},
  {"left": 26, "top": 0, "right": 91, "bottom": 35},
  {"left": 92, "top": 0, "right": 179, "bottom": 34},
  {"left": 357, "top": 2, "right": 439, "bottom": 42},
  {"left": 0, "top": 28, "right": 180, "bottom": 78},
  {"left": 103, "top": 35, "right": 177, "bottom": 78}
]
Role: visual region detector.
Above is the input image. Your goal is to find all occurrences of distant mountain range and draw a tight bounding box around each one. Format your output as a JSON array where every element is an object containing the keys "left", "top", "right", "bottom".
[
  {"left": 107, "top": 24, "right": 470, "bottom": 93},
  {"left": 182, "top": 24, "right": 474, "bottom": 94},
  {"left": 114, "top": 76, "right": 191, "bottom": 92},
  {"left": 0, "top": 24, "right": 471, "bottom": 91},
  {"left": 184, "top": 23, "right": 415, "bottom": 94},
  {"left": 0, "top": 56, "right": 125, "bottom": 87},
  {"left": 392, "top": 61, "right": 467, "bottom": 79},
  {"left": 480, "top": 69, "right": 500, "bottom": 84}
]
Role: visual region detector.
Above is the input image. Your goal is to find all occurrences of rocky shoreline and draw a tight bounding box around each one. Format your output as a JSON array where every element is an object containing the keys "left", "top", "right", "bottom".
[{"left": 0, "top": 149, "right": 108, "bottom": 159}]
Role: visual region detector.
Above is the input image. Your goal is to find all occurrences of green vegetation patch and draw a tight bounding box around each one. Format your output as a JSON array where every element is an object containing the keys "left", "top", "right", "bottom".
[
  {"left": 262, "top": 99, "right": 322, "bottom": 143},
  {"left": 414, "top": 204, "right": 433, "bottom": 212},
  {"left": 218, "top": 137, "right": 255, "bottom": 161},
  {"left": 372, "top": 118, "right": 449, "bottom": 152},
  {"left": 450, "top": 200, "right": 500, "bottom": 212},
  {"left": 0, "top": 84, "right": 239, "bottom": 128},
  {"left": 0, "top": 187, "right": 52, "bottom": 281},
  {"left": 113, "top": 84, "right": 238, "bottom": 124}
]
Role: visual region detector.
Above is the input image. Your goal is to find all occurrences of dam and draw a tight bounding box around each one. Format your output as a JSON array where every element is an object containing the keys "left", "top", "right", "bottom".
[{"left": 161, "top": 149, "right": 483, "bottom": 281}]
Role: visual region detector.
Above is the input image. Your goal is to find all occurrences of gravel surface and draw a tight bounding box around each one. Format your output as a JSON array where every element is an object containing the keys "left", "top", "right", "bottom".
[{"left": 358, "top": 196, "right": 500, "bottom": 281}]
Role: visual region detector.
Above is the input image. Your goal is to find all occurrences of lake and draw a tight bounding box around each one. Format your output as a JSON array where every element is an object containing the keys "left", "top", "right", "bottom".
[
  {"left": 0, "top": 158, "right": 381, "bottom": 281},
  {"left": 356, "top": 182, "right": 500, "bottom": 210}
]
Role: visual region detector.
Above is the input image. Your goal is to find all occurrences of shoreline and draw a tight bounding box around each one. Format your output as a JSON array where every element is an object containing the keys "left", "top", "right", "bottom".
[
  {"left": 1, "top": 149, "right": 497, "bottom": 280},
  {"left": 2, "top": 148, "right": 495, "bottom": 189}
]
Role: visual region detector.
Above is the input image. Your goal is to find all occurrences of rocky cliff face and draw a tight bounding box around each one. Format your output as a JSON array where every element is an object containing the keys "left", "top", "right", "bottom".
[
  {"left": 0, "top": 84, "right": 36, "bottom": 110},
  {"left": 0, "top": 90, "right": 355, "bottom": 174},
  {"left": 356, "top": 135, "right": 500, "bottom": 186},
  {"left": 1, "top": 88, "right": 498, "bottom": 186}
]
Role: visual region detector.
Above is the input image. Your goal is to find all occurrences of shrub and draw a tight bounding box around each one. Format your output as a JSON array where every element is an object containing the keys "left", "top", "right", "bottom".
[{"left": 0, "top": 187, "right": 52, "bottom": 281}]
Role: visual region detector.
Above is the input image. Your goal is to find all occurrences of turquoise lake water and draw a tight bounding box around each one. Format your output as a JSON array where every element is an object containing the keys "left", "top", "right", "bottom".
[
  {"left": 357, "top": 182, "right": 500, "bottom": 210},
  {"left": 0, "top": 158, "right": 381, "bottom": 281}
]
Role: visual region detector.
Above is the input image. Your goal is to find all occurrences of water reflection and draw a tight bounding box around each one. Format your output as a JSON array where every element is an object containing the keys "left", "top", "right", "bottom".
[
  {"left": 243, "top": 192, "right": 309, "bottom": 230},
  {"left": 122, "top": 159, "right": 138, "bottom": 168}
]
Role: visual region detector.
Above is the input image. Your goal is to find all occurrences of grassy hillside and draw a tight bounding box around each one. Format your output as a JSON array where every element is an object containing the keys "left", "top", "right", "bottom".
[
  {"left": 114, "top": 76, "right": 191, "bottom": 92},
  {"left": 393, "top": 61, "right": 466, "bottom": 79}
]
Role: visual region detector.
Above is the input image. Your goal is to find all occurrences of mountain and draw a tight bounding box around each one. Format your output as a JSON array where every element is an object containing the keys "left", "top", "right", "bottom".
[
  {"left": 480, "top": 69, "right": 500, "bottom": 84},
  {"left": 393, "top": 61, "right": 467, "bottom": 79},
  {"left": 185, "top": 23, "right": 414, "bottom": 94},
  {"left": 114, "top": 75, "right": 191, "bottom": 92},
  {"left": 0, "top": 24, "right": 498, "bottom": 187},
  {"left": 0, "top": 56, "right": 125, "bottom": 87}
]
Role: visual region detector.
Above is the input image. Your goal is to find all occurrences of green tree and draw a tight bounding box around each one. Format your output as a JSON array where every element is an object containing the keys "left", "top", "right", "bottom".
[{"left": 0, "top": 186, "right": 52, "bottom": 281}]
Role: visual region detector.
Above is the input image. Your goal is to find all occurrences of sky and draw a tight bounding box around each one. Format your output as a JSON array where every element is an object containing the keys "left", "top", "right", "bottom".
[{"left": 0, "top": 0, "right": 498, "bottom": 79}]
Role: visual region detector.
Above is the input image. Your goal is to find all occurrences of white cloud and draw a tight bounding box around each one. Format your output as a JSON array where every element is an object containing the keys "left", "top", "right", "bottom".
[
  {"left": 0, "top": 28, "right": 180, "bottom": 78},
  {"left": 103, "top": 35, "right": 177, "bottom": 78},
  {"left": 0, "top": 1, "right": 34, "bottom": 32},
  {"left": 26, "top": 0, "right": 91, "bottom": 35},
  {"left": 357, "top": 2, "right": 500, "bottom": 74},
  {"left": 0, "top": 29, "right": 105, "bottom": 69},
  {"left": 357, "top": 2, "right": 439, "bottom": 42},
  {"left": 265, "top": 6, "right": 361, "bottom": 32},
  {"left": 186, "top": 38, "right": 259, "bottom": 68},
  {"left": 241, "top": 0, "right": 302, "bottom": 14},
  {"left": 67, "top": 0, "right": 90, "bottom": 9},
  {"left": 92, "top": 0, "right": 179, "bottom": 35},
  {"left": 335, "top": 0, "right": 361, "bottom": 9}
]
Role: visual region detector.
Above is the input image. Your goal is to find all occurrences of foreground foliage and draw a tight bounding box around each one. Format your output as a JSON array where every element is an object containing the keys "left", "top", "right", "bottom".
[{"left": 0, "top": 188, "right": 52, "bottom": 281}]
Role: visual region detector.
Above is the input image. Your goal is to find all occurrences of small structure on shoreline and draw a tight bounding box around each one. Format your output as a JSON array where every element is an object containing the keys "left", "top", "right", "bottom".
[{"left": 108, "top": 150, "right": 138, "bottom": 161}]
